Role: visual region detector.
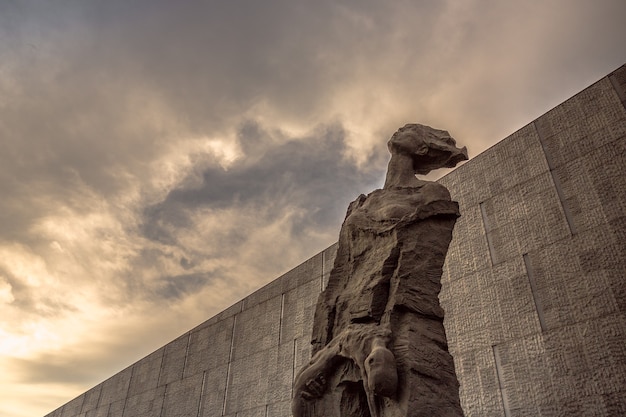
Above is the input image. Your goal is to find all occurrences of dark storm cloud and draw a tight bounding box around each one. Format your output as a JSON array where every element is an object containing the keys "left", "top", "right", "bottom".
[
  {"left": 141, "top": 121, "right": 385, "bottom": 247},
  {"left": 74, "top": 0, "right": 444, "bottom": 123},
  {"left": 1, "top": 0, "right": 410, "bottom": 248},
  {"left": 0, "top": 0, "right": 450, "bottom": 141},
  {"left": 155, "top": 273, "right": 209, "bottom": 301}
]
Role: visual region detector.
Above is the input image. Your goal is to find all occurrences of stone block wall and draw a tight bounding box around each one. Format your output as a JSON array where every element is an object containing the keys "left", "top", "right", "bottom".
[
  {"left": 438, "top": 64, "right": 626, "bottom": 417},
  {"left": 47, "top": 64, "right": 626, "bottom": 417}
]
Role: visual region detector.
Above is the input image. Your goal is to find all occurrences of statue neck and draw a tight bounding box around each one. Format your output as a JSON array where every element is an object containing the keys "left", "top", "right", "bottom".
[{"left": 383, "top": 154, "right": 422, "bottom": 189}]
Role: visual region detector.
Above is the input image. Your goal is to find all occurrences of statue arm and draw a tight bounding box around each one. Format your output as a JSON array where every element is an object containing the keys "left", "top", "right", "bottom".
[{"left": 292, "top": 341, "right": 346, "bottom": 417}]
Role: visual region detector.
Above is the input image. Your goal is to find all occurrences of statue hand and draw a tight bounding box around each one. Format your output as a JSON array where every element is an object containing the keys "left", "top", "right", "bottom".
[
  {"left": 292, "top": 368, "right": 329, "bottom": 417},
  {"left": 300, "top": 374, "right": 327, "bottom": 399}
]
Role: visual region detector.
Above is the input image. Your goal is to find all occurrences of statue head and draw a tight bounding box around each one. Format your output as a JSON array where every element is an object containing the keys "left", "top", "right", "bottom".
[
  {"left": 364, "top": 345, "right": 398, "bottom": 398},
  {"left": 388, "top": 124, "right": 468, "bottom": 175}
]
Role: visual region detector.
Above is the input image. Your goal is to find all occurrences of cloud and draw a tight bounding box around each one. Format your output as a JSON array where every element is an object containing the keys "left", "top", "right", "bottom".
[
  {"left": 134, "top": 120, "right": 385, "bottom": 306},
  {"left": 142, "top": 120, "right": 384, "bottom": 239}
]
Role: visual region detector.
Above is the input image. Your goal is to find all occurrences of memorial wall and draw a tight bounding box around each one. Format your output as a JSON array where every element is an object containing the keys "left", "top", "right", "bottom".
[{"left": 47, "top": 64, "right": 626, "bottom": 417}]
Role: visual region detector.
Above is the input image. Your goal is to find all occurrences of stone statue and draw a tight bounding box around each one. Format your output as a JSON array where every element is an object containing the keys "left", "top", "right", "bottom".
[{"left": 292, "top": 124, "right": 468, "bottom": 417}]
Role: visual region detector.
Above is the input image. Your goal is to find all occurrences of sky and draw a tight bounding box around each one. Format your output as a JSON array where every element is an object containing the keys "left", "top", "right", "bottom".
[{"left": 0, "top": 0, "right": 625, "bottom": 416}]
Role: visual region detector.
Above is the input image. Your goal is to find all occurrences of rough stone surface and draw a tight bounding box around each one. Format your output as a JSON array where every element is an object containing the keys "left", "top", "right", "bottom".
[
  {"left": 438, "top": 64, "right": 626, "bottom": 417},
  {"left": 292, "top": 124, "right": 467, "bottom": 417}
]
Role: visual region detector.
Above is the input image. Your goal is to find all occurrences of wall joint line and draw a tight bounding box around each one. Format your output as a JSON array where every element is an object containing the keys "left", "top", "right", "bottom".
[
  {"left": 222, "top": 315, "right": 237, "bottom": 416},
  {"left": 492, "top": 345, "right": 511, "bottom": 417},
  {"left": 196, "top": 371, "right": 206, "bottom": 417},
  {"left": 523, "top": 253, "right": 547, "bottom": 331},
  {"left": 533, "top": 122, "right": 577, "bottom": 235},
  {"left": 479, "top": 201, "right": 497, "bottom": 265}
]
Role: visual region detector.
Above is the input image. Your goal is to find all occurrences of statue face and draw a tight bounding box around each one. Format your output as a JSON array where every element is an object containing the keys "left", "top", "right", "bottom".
[{"left": 388, "top": 124, "right": 468, "bottom": 175}]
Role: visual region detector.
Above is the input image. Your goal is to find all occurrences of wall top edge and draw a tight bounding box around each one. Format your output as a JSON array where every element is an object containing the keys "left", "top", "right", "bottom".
[{"left": 439, "top": 62, "right": 626, "bottom": 183}]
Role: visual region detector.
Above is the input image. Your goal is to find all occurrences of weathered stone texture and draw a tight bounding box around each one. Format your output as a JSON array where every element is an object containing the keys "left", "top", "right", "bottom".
[
  {"left": 107, "top": 399, "right": 125, "bottom": 417},
  {"left": 122, "top": 385, "right": 165, "bottom": 417},
  {"left": 198, "top": 365, "right": 229, "bottom": 416},
  {"left": 47, "top": 64, "right": 626, "bottom": 417},
  {"left": 60, "top": 394, "right": 84, "bottom": 417},
  {"left": 184, "top": 316, "right": 234, "bottom": 378},
  {"left": 161, "top": 374, "right": 204, "bottom": 417},
  {"left": 97, "top": 367, "right": 132, "bottom": 409},
  {"left": 80, "top": 386, "right": 102, "bottom": 414},
  {"left": 438, "top": 63, "right": 626, "bottom": 416},
  {"left": 232, "top": 297, "right": 282, "bottom": 361},
  {"left": 85, "top": 404, "right": 109, "bottom": 417},
  {"left": 128, "top": 348, "right": 164, "bottom": 397},
  {"left": 158, "top": 335, "right": 189, "bottom": 387}
]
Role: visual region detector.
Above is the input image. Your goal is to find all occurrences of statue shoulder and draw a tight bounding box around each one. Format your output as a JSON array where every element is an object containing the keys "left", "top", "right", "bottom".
[{"left": 421, "top": 181, "right": 452, "bottom": 202}]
